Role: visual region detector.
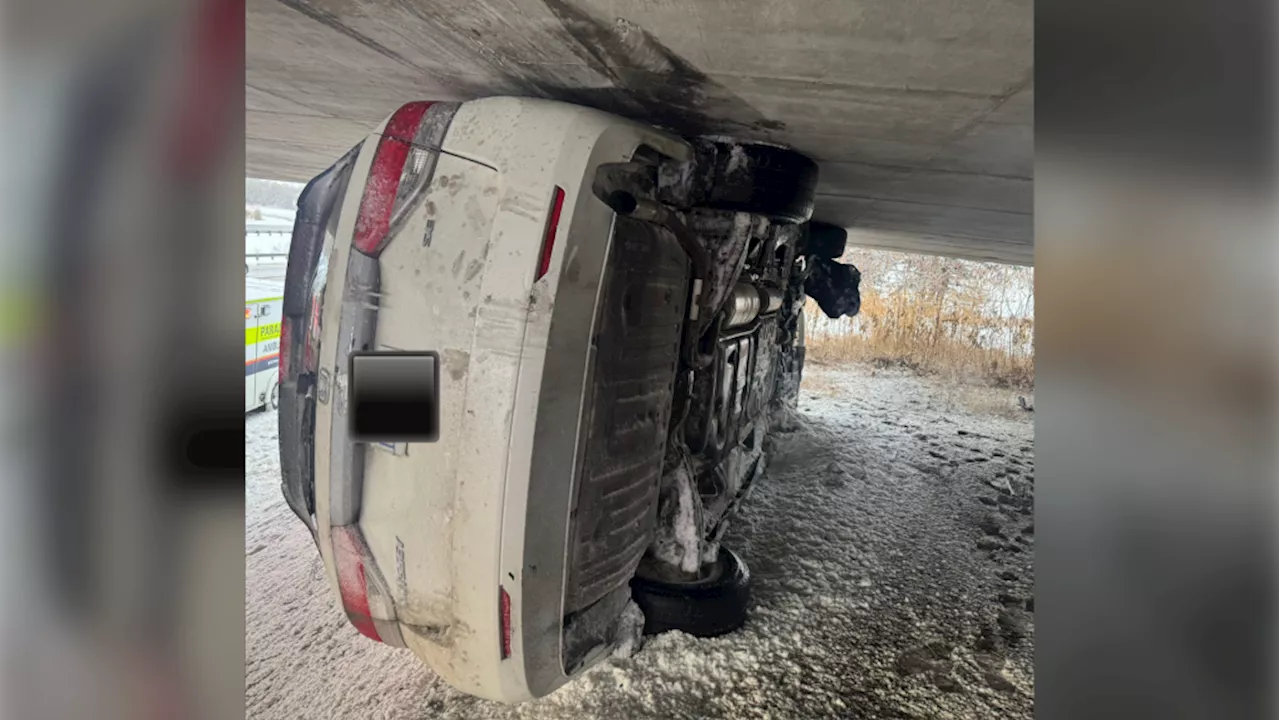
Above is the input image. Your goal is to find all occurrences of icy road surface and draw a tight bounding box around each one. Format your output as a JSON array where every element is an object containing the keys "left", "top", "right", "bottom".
[{"left": 247, "top": 364, "right": 1035, "bottom": 719}]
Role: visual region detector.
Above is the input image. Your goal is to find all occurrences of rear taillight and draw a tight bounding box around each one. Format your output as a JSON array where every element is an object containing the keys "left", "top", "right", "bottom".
[
  {"left": 535, "top": 187, "right": 566, "bottom": 281},
  {"left": 498, "top": 586, "right": 512, "bottom": 659},
  {"left": 352, "top": 102, "right": 437, "bottom": 257},
  {"left": 332, "top": 526, "right": 382, "bottom": 642}
]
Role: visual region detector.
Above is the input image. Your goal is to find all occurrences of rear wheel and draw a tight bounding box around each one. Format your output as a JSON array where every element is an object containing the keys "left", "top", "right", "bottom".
[
  {"left": 695, "top": 140, "right": 818, "bottom": 224},
  {"left": 630, "top": 547, "right": 750, "bottom": 637}
]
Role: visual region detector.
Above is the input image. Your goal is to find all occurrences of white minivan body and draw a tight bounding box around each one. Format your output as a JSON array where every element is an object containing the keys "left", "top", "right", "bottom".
[{"left": 279, "top": 97, "right": 694, "bottom": 702}]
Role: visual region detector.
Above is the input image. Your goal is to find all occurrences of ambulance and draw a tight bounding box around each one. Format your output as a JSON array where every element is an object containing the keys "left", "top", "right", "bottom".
[{"left": 246, "top": 275, "right": 284, "bottom": 412}]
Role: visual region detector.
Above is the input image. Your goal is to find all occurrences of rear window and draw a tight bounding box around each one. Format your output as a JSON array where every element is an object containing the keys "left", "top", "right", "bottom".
[{"left": 283, "top": 141, "right": 363, "bottom": 319}]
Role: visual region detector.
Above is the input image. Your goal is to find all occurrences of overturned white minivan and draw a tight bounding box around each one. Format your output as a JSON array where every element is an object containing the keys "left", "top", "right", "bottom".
[{"left": 277, "top": 97, "right": 860, "bottom": 702}]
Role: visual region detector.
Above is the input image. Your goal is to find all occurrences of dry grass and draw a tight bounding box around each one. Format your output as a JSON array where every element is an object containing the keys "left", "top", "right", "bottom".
[
  {"left": 939, "top": 383, "right": 1031, "bottom": 420},
  {"left": 805, "top": 249, "right": 1035, "bottom": 391}
]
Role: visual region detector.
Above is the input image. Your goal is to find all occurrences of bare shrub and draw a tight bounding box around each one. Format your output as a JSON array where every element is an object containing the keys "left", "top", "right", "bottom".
[{"left": 805, "top": 249, "right": 1034, "bottom": 390}]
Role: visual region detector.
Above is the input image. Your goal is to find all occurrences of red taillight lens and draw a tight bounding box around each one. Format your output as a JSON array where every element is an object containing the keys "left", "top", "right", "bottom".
[
  {"left": 332, "top": 526, "right": 382, "bottom": 642},
  {"left": 535, "top": 187, "right": 566, "bottom": 281},
  {"left": 352, "top": 102, "right": 435, "bottom": 257},
  {"left": 498, "top": 586, "right": 512, "bottom": 659}
]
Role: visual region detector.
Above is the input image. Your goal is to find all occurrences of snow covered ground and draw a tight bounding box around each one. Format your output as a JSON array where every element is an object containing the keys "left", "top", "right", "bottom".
[
  {"left": 245, "top": 262, "right": 287, "bottom": 285},
  {"left": 245, "top": 205, "right": 295, "bottom": 257},
  {"left": 247, "top": 204, "right": 297, "bottom": 224},
  {"left": 246, "top": 363, "right": 1035, "bottom": 719}
]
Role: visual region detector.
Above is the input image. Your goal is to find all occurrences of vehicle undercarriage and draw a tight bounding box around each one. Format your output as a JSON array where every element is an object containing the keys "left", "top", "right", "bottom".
[{"left": 572, "top": 138, "right": 863, "bottom": 653}]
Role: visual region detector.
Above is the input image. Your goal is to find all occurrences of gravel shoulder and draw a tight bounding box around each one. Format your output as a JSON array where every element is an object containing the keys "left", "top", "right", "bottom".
[{"left": 246, "top": 362, "right": 1035, "bottom": 719}]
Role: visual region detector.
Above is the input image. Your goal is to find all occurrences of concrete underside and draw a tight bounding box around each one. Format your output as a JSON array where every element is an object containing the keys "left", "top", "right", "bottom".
[{"left": 247, "top": 0, "right": 1033, "bottom": 265}]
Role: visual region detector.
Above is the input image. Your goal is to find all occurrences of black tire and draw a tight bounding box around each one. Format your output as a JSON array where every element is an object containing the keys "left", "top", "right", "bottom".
[
  {"left": 806, "top": 220, "right": 848, "bottom": 259},
  {"left": 630, "top": 547, "right": 750, "bottom": 637},
  {"left": 697, "top": 140, "right": 818, "bottom": 224},
  {"left": 268, "top": 380, "right": 280, "bottom": 410}
]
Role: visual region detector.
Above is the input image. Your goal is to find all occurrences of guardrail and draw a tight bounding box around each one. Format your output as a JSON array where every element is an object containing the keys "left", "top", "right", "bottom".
[{"left": 246, "top": 253, "right": 289, "bottom": 275}]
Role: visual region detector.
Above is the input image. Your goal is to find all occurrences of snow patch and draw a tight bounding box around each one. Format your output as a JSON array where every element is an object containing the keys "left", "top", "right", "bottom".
[
  {"left": 611, "top": 601, "right": 646, "bottom": 660},
  {"left": 649, "top": 462, "right": 703, "bottom": 573},
  {"left": 699, "top": 134, "right": 794, "bottom": 151},
  {"left": 725, "top": 144, "right": 750, "bottom": 175},
  {"left": 770, "top": 402, "right": 804, "bottom": 433}
]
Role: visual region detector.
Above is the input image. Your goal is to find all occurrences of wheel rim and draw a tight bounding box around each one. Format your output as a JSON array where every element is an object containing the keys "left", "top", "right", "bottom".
[{"left": 635, "top": 546, "right": 732, "bottom": 588}]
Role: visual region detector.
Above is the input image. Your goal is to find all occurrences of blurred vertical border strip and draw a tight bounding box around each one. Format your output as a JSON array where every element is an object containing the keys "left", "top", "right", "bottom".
[
  {"left": 3, "top": 0, "right": 247, "bottom": 718},
  {"left": 1036, "top": 0, "right": 1277, "bottom": 719}
]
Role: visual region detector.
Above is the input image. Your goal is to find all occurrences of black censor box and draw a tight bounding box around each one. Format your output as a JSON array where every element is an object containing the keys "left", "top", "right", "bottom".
[{"left": 348, "top": 351, "right": 440, "bottom": 442}]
